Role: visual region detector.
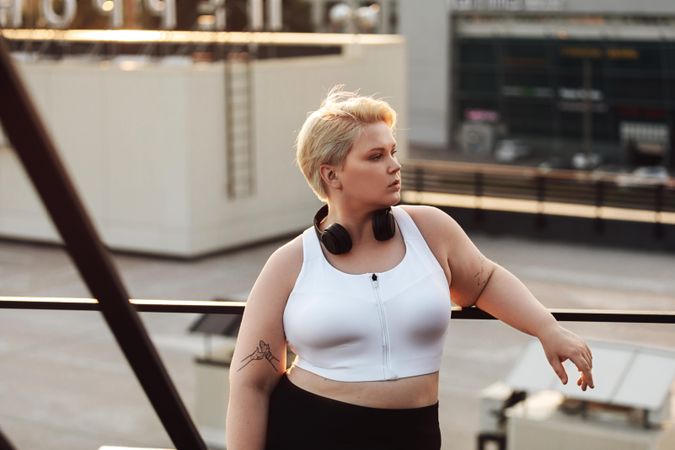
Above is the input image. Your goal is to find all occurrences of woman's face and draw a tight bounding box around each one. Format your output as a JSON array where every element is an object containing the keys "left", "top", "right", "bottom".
[{"left": 335, "top": 121, "right": 401, "bottom": 208}]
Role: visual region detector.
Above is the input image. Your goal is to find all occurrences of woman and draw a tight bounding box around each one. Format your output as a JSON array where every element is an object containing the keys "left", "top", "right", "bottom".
[{"left": 226, "top": 87, "right": 594, "bottom": 450}]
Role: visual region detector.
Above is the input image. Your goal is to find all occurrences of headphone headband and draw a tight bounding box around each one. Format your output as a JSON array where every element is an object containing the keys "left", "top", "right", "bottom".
[{"left": 313, "top": 205, "right": 396, "bottom": 255}]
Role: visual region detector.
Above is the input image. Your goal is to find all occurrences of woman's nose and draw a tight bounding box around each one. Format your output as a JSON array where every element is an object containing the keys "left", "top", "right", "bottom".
[{"left": 390, "top": 157, "right": 401, "bottom": 173}]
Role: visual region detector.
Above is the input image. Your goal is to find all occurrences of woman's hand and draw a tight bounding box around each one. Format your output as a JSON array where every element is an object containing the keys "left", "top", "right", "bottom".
[{"left": 538, "top": 324, "right": 595, "bottom": 391}]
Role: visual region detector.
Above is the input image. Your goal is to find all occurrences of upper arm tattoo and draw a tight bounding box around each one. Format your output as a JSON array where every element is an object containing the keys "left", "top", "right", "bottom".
[
  {"left": 473, "top": 255, "right": 488, "bottom": 287},
  {"left": 237, "top": 340, "right": 280, "bottom": 372},
  {"left": 472, "top": 255, "right": 494, "bottom": 302}
]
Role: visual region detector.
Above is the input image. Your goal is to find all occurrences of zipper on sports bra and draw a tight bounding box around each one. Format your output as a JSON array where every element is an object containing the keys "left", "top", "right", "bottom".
[{"left": 370, "top": 273, "right": 394, "bottom": 380}]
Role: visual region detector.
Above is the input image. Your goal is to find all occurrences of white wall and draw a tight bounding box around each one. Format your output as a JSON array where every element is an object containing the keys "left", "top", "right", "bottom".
[
  {"left": 0, "top": 39, "right": 407, "bottom": 256},
  {"left": 399, "top": 0, "right": 449, "bottom": 149}
]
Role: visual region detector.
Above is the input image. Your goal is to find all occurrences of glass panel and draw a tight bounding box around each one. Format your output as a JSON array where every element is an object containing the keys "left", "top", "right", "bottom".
[
  {"left": 458, "top": 69, "right": 498, "bottom": 95},
  {"left": 609, "top": 75, "right": 666, "bottom": 102},
  {"left": 502, "top": 40, "right": 550, "bottom": 68},
  {"left": 606, "top": 41, "right": 664, "bottom": 72},
  {"left": 559, "top": 111, "right": 611, "bottom": 141},
  {"left": 458, "top": 40, "right": 497, "bottom": 65},
  {"left": 504, "top": 100, "right": 555, "bottom": 136},
  {"left": 556, "top": 41, "right": 605, "bottom": 72}
]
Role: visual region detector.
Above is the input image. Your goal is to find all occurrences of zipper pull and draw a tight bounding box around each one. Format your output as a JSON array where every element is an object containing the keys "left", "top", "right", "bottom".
[{"left": 371, "top": 273, "right": 378, "bottom": 287}]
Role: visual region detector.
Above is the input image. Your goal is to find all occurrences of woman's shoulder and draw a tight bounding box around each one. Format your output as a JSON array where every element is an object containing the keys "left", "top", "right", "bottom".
[
  {"left": 398, "top": 204, "right": 457, "bottom": 232},
  {"left": 260, "top": 234, "right": 304, "bottom": 294},
  {"left": 398, "top": 204, "right": 464, "bottom": 251},
  {"left": 268, "top": 233, "right": 304, "bottom": 270}
]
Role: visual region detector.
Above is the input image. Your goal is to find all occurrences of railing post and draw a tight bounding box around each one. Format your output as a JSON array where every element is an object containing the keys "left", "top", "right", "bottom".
[
  {"left": 415, "top": 166, "right": 424, "bottom": 193},
  {"left": 535, "top": 175, "right": 547, "bottom": 229},
  {"left": 594, "top": 179, "right": 605, "bottom": 234},
  {"left": 653, "top": 183, "right": 664, "bottom": 239},
  {"left": 474, "top": 172, "right": 484, "bottom": 224}
]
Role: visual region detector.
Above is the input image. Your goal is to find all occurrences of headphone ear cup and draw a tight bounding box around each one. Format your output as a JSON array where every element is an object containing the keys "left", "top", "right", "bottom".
[
  {"left": 372, "top": 207, "right": 396, "bottom": 241},
  {"left": 322, "top": 223, "right": 352, "bottom": 254}
]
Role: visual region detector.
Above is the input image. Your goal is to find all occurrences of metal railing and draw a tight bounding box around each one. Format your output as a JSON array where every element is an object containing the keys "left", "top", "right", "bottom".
[
  {"left": 1, "top": 296, "right": 674, "bottom": 324},
  {"left": 402, "top": 159, "right": 675, "bottom": 217},
  {"left": 402, "top": 159, "right": 675, "bottom": 241}
]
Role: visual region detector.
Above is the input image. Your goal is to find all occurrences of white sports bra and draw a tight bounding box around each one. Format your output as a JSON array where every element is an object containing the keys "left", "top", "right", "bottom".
[{"left": 283, "top": 206, "right": 451, "bottom": 382}]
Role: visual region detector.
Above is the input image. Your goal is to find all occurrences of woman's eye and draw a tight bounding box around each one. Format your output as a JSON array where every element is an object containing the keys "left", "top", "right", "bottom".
[{"left": 370, "top": 154, "right": 382, "bottom": 160}]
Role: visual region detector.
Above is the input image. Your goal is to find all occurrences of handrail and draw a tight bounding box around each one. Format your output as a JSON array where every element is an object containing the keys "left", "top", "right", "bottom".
[
  {"left": 405, "top": 158, "right": 675, "bottom": 186},
  {"left": 1, "top": 296, "right": 674, "bottom": 324}
]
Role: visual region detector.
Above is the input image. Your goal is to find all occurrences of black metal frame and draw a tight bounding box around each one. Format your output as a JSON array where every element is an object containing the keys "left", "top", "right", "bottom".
[
  {"left": 0, "top": 36, "right": 206, "bottom": 450},
  {"left": 0, "top": 427, "right": 17, "bottom": 450}
]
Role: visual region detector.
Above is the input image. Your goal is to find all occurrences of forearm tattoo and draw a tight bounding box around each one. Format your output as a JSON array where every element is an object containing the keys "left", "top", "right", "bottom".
[{"left": 237, "top": 340, "right": 280, "bottom": 372}]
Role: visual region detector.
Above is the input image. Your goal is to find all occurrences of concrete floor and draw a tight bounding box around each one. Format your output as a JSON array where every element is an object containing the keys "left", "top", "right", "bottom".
[{"left": 0, "top": 232, "right": 674, "bottom": 450}]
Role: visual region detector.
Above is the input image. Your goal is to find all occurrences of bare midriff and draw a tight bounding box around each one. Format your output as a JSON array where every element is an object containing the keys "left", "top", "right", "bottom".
[{"left": 286, "top": 365, "right": 439, "bottom": 409}]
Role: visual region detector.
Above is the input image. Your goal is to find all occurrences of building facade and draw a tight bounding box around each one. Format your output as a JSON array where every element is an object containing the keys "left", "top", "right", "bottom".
[{"left": 403, "top": 0, "right": 675, "bottom": 172}]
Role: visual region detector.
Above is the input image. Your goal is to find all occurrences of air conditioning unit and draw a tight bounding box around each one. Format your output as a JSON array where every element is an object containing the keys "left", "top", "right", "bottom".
[
  {"left": 460, "top": 122, "right": 496, "bottom": 156},
  {"left": 499, "top": 340, "right": 675, "bottom": 450},
  {"left": 506, "top": 391, "right": 675, "bottom": 450}
]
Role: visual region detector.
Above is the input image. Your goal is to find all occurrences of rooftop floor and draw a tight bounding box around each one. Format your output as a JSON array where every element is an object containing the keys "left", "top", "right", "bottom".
[{"left": 0, "top": 231, "right": 674, "bottom": 450}]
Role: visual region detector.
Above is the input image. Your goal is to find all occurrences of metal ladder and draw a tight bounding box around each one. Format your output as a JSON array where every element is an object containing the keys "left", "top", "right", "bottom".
[{"left": 225, "top": 51, "right": 256, "bottom": 199}]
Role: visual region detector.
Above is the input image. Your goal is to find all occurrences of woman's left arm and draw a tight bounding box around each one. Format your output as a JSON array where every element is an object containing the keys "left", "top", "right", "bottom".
[
  {"left": 474, "top": 264, "right": 594, "bottom": 390},
  {"left": 411, "top": 206, "right": 594, "bottom": 391}
]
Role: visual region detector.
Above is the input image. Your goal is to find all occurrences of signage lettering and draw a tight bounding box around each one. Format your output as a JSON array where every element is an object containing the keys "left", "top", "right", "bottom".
[
  {"left": 42, "top": 0, "right": 77, "bottom": 28},
  {"left": 0, "top": 0, "right": 23, "bottom": 27},
  {"left": 1, "top": 0, "right": 176, "bottom": 30},
  {"left": 453, "top": 0, "right": 564, "bottom": 11}
]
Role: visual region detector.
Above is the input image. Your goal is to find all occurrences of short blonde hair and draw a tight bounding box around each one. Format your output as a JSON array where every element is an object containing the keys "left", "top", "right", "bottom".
[{"left": 296, "top": 86, "right": 397, "bottom": 202}]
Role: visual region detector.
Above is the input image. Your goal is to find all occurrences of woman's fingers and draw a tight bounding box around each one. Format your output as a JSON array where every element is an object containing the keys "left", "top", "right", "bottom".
[
  {"left": 571, "top": 353, "right": 595, "bottom": 389},
  {"left": 548, "top": 356, "right": 568, "bottom": 385},
  {"left": 566, "top": 349, "right": 595, "bottom": 389},
  {"left": 540, "top": 326, "right": 595, "bottom": 390}
]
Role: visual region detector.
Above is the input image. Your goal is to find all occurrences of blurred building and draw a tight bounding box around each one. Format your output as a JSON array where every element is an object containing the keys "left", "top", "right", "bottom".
[{"left": 400, "top": 0, "right": 675, "bottom": 174}]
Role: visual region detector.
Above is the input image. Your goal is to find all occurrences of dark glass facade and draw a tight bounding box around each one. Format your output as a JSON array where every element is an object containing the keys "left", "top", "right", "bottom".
[{"left": 452, "top": 25, "right": 675, "bottom": 171}]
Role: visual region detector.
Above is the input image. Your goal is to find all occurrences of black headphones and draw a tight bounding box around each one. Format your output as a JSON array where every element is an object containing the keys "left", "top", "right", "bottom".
[{"left": 313, "top": 204, "right": 396, "bottom": 255}]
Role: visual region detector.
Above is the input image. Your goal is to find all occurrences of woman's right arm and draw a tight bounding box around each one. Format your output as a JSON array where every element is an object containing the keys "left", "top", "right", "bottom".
[{"left": 226, "top": 238, "right": 302, "bottom": 450}]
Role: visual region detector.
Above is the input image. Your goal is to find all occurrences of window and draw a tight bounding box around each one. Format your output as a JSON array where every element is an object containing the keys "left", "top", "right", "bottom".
[
  {"left": 458, "top": 40, "right": 497, "bottom": 66},
  {"left": 458, "top": 68, "right": 498, "bottom": 96},
  {"left": 502, "top": 40, "right": 550, "bottom": 68},
  {"left": 608, "top": 75, "right": 667, "bottom": 102},
  {"left": 606, "top": 41, "right": 664, "bottom": 72},
  {"left": 504, "top": 100, "right": 555, "bottom": 136}
]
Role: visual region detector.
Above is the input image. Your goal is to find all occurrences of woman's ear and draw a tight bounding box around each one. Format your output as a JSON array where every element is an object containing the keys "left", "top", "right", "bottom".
[{"left": 320, "top": 164, "right": 341, "bottom": 190}]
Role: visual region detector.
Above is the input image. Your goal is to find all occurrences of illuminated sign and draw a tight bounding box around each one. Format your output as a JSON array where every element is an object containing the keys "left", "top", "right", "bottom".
[
  {"left": 502, "top": 86, "right": 553, "bottom": 98},
  {"left": 558, "top": 87, "right": 603, "bottom": 101},
  {"left": 465, "top": 109, "right": 500, "bottom": 122},
  {"left": 561, "top": 46, "right": 640, "bottom": 60},
  {"left": 1, "top": 0, "right": 189, "bottom": 29},
  {"left": 606, "top": 48, "right": 639, "bottom": 60},
  {"left": 0, "top": 0, "right": 282, "bottom": 31},
  {"left": 561, "top": 47, "right": 603, "bottom": 59},
  {"left": 453, "top": 0, "right": 565, "bottom": 11}
]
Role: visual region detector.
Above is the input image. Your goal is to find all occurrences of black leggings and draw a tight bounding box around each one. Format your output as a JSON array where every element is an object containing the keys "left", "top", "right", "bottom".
[{"left": 265, "top": 374, "right": 441, "bottom": 450}]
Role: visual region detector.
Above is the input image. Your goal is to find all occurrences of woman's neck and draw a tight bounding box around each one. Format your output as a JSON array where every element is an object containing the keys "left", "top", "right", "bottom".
[{"left": 322, "top": 202, "right": 378, "bottom": 244}]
